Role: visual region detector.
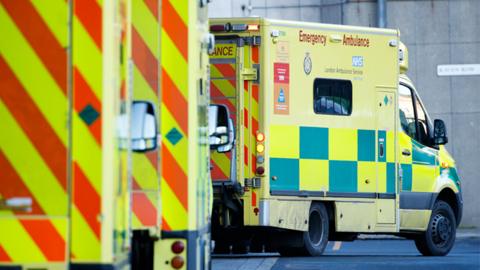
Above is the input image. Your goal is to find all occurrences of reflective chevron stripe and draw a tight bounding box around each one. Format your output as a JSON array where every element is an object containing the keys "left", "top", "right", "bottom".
[
  {"left": 130, "top": 0, "right": 161, "bottom": 229},
  {"left": 161, "top": 0, "right": 189, "bottom": 231},
  {"left": 72, "top": 0, "right": 103, "bottom": 261},
  {"left": 250, "top": 45, "right": 260, "bottom": 208}
]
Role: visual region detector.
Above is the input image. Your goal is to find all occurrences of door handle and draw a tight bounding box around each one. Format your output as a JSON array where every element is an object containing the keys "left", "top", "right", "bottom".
[{"left": 402, "top": 149, "right": 411, "bottom": 156}]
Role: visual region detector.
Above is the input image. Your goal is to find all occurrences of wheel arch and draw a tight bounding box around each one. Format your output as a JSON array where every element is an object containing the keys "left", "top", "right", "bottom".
[{"left": 436, "top": 188, "right": 462, "bottom": 226}]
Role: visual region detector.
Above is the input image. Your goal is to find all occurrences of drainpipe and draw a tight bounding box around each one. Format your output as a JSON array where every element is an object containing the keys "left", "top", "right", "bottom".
[{"left": 377, "top": 0, "right": 387, "bottom": 28}]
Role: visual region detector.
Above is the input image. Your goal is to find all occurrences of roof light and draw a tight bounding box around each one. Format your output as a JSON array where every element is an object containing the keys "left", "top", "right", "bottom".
[
  {"left": 231, "top": 24, "right": 248, "bottom": 32},
  {"left": 210, "top": 24, "right": 225, "bottom": 32},
  {"left": 247, "top": 24, "right": 260, "bottom": 31}
]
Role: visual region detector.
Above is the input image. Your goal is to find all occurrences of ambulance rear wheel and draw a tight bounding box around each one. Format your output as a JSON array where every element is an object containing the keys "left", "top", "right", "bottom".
[
  {"left": 414, "top": 200, "right": 456, "bottom": 256},
  {"left": 302, "top": 202, "right": 329, "bottom": 256}
]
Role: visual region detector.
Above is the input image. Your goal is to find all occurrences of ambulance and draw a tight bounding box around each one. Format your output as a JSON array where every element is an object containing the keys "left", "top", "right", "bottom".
[
  {"left": 208, "top": 17, "right": 462, "bottom": 256},
  {"left": 0, "top": 0, "right": 212, "bottom": 270}
]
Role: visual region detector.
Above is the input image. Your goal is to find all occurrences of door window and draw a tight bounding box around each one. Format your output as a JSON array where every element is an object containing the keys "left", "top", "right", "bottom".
[
  {"left": 398, "top": 85, "right": 416, "bottom": 139},
  {"left": 399, "top": 84, "right": 432, "bottom": 146},
  {"left": 413, "top": 94, "right": 431, "bottom": 146}
]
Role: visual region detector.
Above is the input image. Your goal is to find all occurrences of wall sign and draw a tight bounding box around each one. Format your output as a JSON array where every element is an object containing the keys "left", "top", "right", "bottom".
[{"left": 437, "top": 64, "right": 480, "bottom": 76}]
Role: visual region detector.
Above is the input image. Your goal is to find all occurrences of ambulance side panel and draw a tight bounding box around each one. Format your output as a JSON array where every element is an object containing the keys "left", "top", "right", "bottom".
[
  {"left": 0, "top": 2, "right": 70, "bottom": 268},
  {"left": 156, "top": 1, "right": 211, "bottom": 269},
  {"left": 262, "top": 21, "right": 399, "bottom": 233}
]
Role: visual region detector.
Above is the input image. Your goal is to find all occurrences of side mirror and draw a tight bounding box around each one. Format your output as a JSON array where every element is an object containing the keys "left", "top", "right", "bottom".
[
  {"left": 208, "top": 104, "right": 234, "bottom": 150},
  {"left": 204, "top": 33, "right": 215, "bottom": 55},
  {"left": 434, "top": 119, "right": 448, "bottom": 145},
  {"left": 217, "top": 118, "right": 235, "bottom": 153},
  {"left": 118, "top": 101, "right": 158, "bottom": 152}
]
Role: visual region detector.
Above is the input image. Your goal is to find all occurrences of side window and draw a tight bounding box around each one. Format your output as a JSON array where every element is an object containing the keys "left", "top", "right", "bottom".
[
  {"left": 313, "top": 78, "right": 352, "bottom": 115},
  {"left": 414, "top": 94, "right": 431, "bottom": 146},
  {"left": 398, "top": 85, "right": 417, "bottom": 139}
]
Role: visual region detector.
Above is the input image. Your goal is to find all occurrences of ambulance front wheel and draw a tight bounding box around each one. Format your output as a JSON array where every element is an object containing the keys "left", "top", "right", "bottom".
[{"left": 414, "top": 200, "right": 456, "bottom": 256}]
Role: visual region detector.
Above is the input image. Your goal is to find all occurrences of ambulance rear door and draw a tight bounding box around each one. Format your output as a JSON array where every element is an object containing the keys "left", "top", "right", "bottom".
[{"left": 209, "top": 38, "right": 243, "bottom": 185}]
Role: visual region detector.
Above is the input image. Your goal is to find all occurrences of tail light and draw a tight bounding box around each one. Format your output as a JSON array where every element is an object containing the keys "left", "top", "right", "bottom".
[
  {"left": 256, "top": 155, "right": 264, "bottom": 164},
  {"left": 171, "top": 241, "right": 185, "bottom": 254},
  {"left": 171, "top": 256, "right": 184, "bottom": 269},
  {"left": 256, "top": 144, "right": 265, "bottom": 153},
  {"left": 255, "top": 130, "right": 265, "bottom": 176},
  {"left": 210, "top": 23, "right": 260, "bottom": 33},
  {"left": 256, "top": 132, "right": 265, "bottom": 142}
]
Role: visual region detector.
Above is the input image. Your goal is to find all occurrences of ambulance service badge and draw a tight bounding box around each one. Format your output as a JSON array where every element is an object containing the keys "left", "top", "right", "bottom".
[{"left": 304, "top": 53, "right": 312, "bottom": 75}]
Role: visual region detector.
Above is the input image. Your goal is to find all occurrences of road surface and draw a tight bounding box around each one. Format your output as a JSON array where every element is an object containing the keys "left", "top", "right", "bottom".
[{"left": 212, "top": 237, "right": 480, "bottom": 270}]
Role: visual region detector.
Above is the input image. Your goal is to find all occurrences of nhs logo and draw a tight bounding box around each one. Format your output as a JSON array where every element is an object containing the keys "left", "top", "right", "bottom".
[{"left": 352, "top": 56, "right": 364, "bottom": 67}]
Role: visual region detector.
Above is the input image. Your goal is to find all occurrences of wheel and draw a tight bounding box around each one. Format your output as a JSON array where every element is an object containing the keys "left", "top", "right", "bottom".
[
  {"left": 414, "top": 200, "right": 456, "bottom": 256},
  {"left": 302, "top": 203, "right": 330, "bottom": 256},
  {"left": 279, "top": 203, "right": 330, "bottom": 257}
]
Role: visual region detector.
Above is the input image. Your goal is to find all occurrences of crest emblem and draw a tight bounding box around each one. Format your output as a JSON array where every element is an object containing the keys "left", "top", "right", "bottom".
[{"left": 304, "top": 53, "right": 312, "bottom": 75}]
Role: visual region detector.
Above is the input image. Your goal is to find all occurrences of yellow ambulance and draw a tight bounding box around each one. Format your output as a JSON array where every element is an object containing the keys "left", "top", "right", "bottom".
[{"left": 208, "top": 17, "right": 462, "bottom": 256}]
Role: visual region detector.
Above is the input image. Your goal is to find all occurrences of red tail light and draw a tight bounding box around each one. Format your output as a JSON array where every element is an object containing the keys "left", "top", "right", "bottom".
[
  {"left": 256, "top": 166, "right": 265, "bottom": 175},
  {"left": 171, "top": 241, "right": 185, "bottom": 254},
  {"left": 210, "top": 24, "right": 225, "bottom": 32},
  {"left": 171, "top": 256, "right": 184, "bottom": 269}
]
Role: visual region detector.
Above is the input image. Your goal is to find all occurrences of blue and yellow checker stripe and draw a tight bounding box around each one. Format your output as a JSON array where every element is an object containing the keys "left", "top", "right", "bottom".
[
  {"left": 397, "top": 132, "right": 441, "bottom": 192},
  {"left": 269, "top": 125, "right": 396, "bottom": 195}
]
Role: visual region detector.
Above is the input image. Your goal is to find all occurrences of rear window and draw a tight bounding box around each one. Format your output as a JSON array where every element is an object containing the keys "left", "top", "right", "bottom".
[{"left": 313, "top": 78, "right": 352, "bottom": 116}]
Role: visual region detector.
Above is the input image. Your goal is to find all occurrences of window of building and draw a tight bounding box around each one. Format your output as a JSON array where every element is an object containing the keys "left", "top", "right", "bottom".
[{"left": 313, "top": 78, "right": 352, "bottom": 115}]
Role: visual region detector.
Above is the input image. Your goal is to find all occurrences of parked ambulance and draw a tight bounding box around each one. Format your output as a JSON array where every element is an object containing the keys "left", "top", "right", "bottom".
[{"left": 208, "top": 17, "right": 462, "bottom": 256}]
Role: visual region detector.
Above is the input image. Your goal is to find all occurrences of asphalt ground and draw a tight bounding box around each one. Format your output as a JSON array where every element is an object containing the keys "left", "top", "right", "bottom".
[{"left": 212, "top": 233, "right": 480, "bottom": 270}]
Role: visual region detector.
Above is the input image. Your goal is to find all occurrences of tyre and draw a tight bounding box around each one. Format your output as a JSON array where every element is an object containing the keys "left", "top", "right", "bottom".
[
  {"left": 414, "top": 200, "right": 456, "bottom": 256},
  {"left": 278, "top": 203, "right": 329, "bottom": 257},
  {"left": 303, "top": 203, "right": 330, "bottom": 256}
]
